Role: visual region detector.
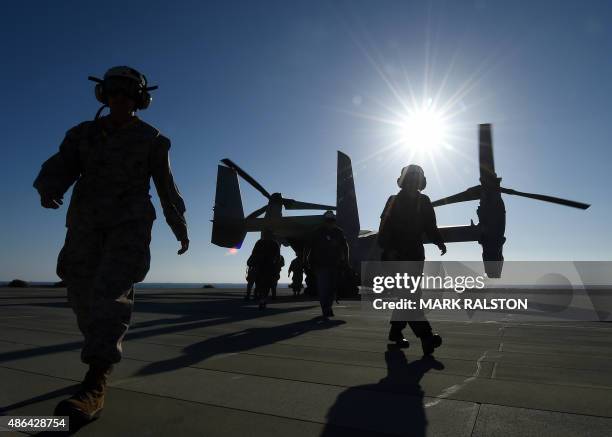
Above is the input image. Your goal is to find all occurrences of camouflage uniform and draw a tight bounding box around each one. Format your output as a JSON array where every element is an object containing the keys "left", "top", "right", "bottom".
[{"left": 34, "top": 116, "right": 187, "bottom": 365}]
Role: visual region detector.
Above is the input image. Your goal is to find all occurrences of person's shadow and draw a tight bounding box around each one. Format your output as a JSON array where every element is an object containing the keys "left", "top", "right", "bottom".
[
  {"left": 136, "top": 316, "right": 346, "bottom": 376},
  {"left": 321, "top": 346, "right": 444, "bottom": 436},
  {"left": 24, "top": 317, "right": 345, "bottom": 436}
]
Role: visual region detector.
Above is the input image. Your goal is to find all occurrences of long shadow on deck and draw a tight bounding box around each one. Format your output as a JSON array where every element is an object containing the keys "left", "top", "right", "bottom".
[
  {"left": 137, "top": 316, "right": 345, "bottom": 376},
  {"left": 322, "top": 346, "right": 444, "bottom": 437},
  {"left": 0, "top": 294, "right": 318, "bottom": 365}
]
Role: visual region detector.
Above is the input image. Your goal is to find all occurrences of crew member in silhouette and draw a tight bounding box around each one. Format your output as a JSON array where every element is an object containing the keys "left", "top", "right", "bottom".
[
  {"left": 33, "top": 66, "right": 189, "bottom": 422},
  {"left": 270, "top": 255, "right": 285, "bottom": 299},
  {"left": 378, "top": 165, "right": 446, "bottom": 355},
  {"left": 307, "top": 211, "right": 349, "bottom": 318},
  {"left": 251, "top": 231, "right": 281, "bottom": 310},
  {"left": 304, "top": 264, "right": 317, "bottom": 296},
  {"left": 288, "top": 256, "right": 304, "bottom": 296},
  {"left": 244, "top": 253, "right": 257, "bottom": 300}
]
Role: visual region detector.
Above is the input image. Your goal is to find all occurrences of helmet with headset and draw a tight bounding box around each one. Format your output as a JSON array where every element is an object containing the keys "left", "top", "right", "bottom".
[
  {"left": 323, "top": 210, "right": 336, "bottom": 221},
  {"left": 88, "top": 66, "right": 158, "bottom": 116},
  {"left": 397, "top": 164, "right": 427, "bottom": 191}
]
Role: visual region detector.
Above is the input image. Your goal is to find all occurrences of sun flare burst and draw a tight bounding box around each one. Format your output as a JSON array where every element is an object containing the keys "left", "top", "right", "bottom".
[
  {"left": 398, "top": 103, "right": 449, "bottom": 153},
  {"left": 333, "top": 16, "right": 506, "bottom": 190}
]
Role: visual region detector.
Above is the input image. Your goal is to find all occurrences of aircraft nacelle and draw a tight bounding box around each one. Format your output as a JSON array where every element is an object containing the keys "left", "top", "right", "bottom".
[{"left": 477, "top": 184, "right": 506, "bottom": 278}]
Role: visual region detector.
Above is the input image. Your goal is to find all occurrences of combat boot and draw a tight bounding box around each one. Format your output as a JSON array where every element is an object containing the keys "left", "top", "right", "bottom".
[
  {"left": 55, "top": 362, "right": 113, "bottom": 422},
  {"left": 388, "top": 328, "right": 410, "bottom": 348},
  {"left": 421, "top": 333, "right": 442, "bottom": 356}
]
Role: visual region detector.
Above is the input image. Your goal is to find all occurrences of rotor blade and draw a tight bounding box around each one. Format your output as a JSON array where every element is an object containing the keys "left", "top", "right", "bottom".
[
  {"left": 500, "top": 187, "right": 590, "bottom": 210},
  {"left": 282, "top": 198, "right": 336, "bottom": 211},
  {"left": 479, "top": 124, "right": 496, "bottom": 182},
  {"left": 220, "top": 159, "right": 270, "bottom": 199},
  {"left": 431, "top": 185, "right": 482, "bottom": 207},
  {"left": 246, "top": 205, "right": 269, "bottom": 219}
]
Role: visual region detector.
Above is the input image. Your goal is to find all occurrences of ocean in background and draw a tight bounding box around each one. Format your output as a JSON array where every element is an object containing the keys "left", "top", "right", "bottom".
[
  {"left": 137, "top": 283, "right": 246, "bottom": 289},
  {"left": 0, "top": 282, "right": 290, "bottom": 289},
  {"left": 136, "top": 283, "right": 290, "bottom": 289}
]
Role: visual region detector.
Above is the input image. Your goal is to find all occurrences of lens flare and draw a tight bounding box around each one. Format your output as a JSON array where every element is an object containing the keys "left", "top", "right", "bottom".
[{"left": 400, "top": 105, "right": 447, "bottom": 152}]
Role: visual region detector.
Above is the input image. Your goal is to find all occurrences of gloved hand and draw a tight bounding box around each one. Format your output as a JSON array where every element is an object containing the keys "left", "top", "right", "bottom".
[
  {"left": 40, "top": 194, "right": 63, "bottom": 209},
  {"left": 178, "top": 239, "right": 189, "bottom": 255},
  {"left": 438, "top": 243, "right": 447, "bottom": 256}
]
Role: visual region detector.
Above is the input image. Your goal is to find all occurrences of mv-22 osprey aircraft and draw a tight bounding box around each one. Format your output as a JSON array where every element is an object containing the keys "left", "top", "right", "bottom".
[{"left": 211, "top": 124, "right": 590, "bottom": 278}]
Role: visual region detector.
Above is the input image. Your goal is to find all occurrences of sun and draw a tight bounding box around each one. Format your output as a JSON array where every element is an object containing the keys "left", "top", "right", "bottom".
[{"left": 400, "top": 106, "right": 448, "bottom": 152}]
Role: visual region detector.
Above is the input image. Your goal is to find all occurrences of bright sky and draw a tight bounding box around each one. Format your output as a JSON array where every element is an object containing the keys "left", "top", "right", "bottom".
[{"left": 1, "top": 0, "right": 610, "bottom": 283}]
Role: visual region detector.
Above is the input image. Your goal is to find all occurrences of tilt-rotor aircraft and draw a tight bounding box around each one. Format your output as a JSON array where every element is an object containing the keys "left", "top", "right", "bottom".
[{"left": 211, "top": 124, "right": 590, "bottom": 278}]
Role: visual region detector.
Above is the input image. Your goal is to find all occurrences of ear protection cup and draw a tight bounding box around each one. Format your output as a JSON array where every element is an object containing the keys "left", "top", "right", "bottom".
[
  {"left": 94, "top": 83, "right": 107, "bottom": 104},
  {"left": 137, "top": 90, "right": 152, "bottom": 110},
  {"left": 136, "top": 73, "right": 151, "bottom": 110}
]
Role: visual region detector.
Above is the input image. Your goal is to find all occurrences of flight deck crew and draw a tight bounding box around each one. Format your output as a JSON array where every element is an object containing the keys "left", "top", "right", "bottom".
[
  {"left": 244, "top": 265, "right": 257, "bottom": 300},
  {"left": 307, "top": 211, "right": 349, "bottom": 318},
  {"left": 250, "top": 232, "right": 281, "bottom": 309},
  {"left": 288, "top": 256, "right": 304, "bottom": 296},
  {"left": 271, "top": 255, "right": 285, "bottom": 299},
  {"left": 34, "top": 66, "right": 189, "bottom": 422},
  {"left": 378, "top": 165, "right": 446, "bottom": 355},
  {"left": 244, "top": 246, "right": 258, "bottom": 300}
]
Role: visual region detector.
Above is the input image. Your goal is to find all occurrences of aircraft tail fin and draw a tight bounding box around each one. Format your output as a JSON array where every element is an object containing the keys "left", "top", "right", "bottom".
[
  {"left": 337, "top": 150, "right": 360, "bottom": 245},
  {"left": 211, "top": 164, "right": 246, "bottom": 248}
]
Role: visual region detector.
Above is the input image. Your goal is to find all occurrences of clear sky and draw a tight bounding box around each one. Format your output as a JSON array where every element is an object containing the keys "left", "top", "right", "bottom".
[{"left": 1, "top": 0, "right": 610, "bottom": 283}]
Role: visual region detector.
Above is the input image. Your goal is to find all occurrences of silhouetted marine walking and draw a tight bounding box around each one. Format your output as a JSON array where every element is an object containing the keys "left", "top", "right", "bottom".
[
  {"left": 250, "top": 232, "right": 281, "bottom": 309},
  {"left": 307, "top": 211, "right": 349, "bottom": 319},
  {"left": 378, "top": 165, "right": 446, "bottom": 355},
  {"left": 33, "top": 66, "right": 189, "bottom": 423},
  {"left": 244, "top": 255, "right": 257, "bottom": 300},
  {"left": 271, "top": 255, "right": 285, "bottom": 299},
  {"left": 288, "top": 256, "right": 304, "bottom": 296}
]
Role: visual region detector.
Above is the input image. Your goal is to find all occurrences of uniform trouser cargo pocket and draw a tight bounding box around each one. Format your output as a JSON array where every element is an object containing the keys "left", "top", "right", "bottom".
[{"left": 57, "top": 220, "right": 153, "bottom": 364}]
